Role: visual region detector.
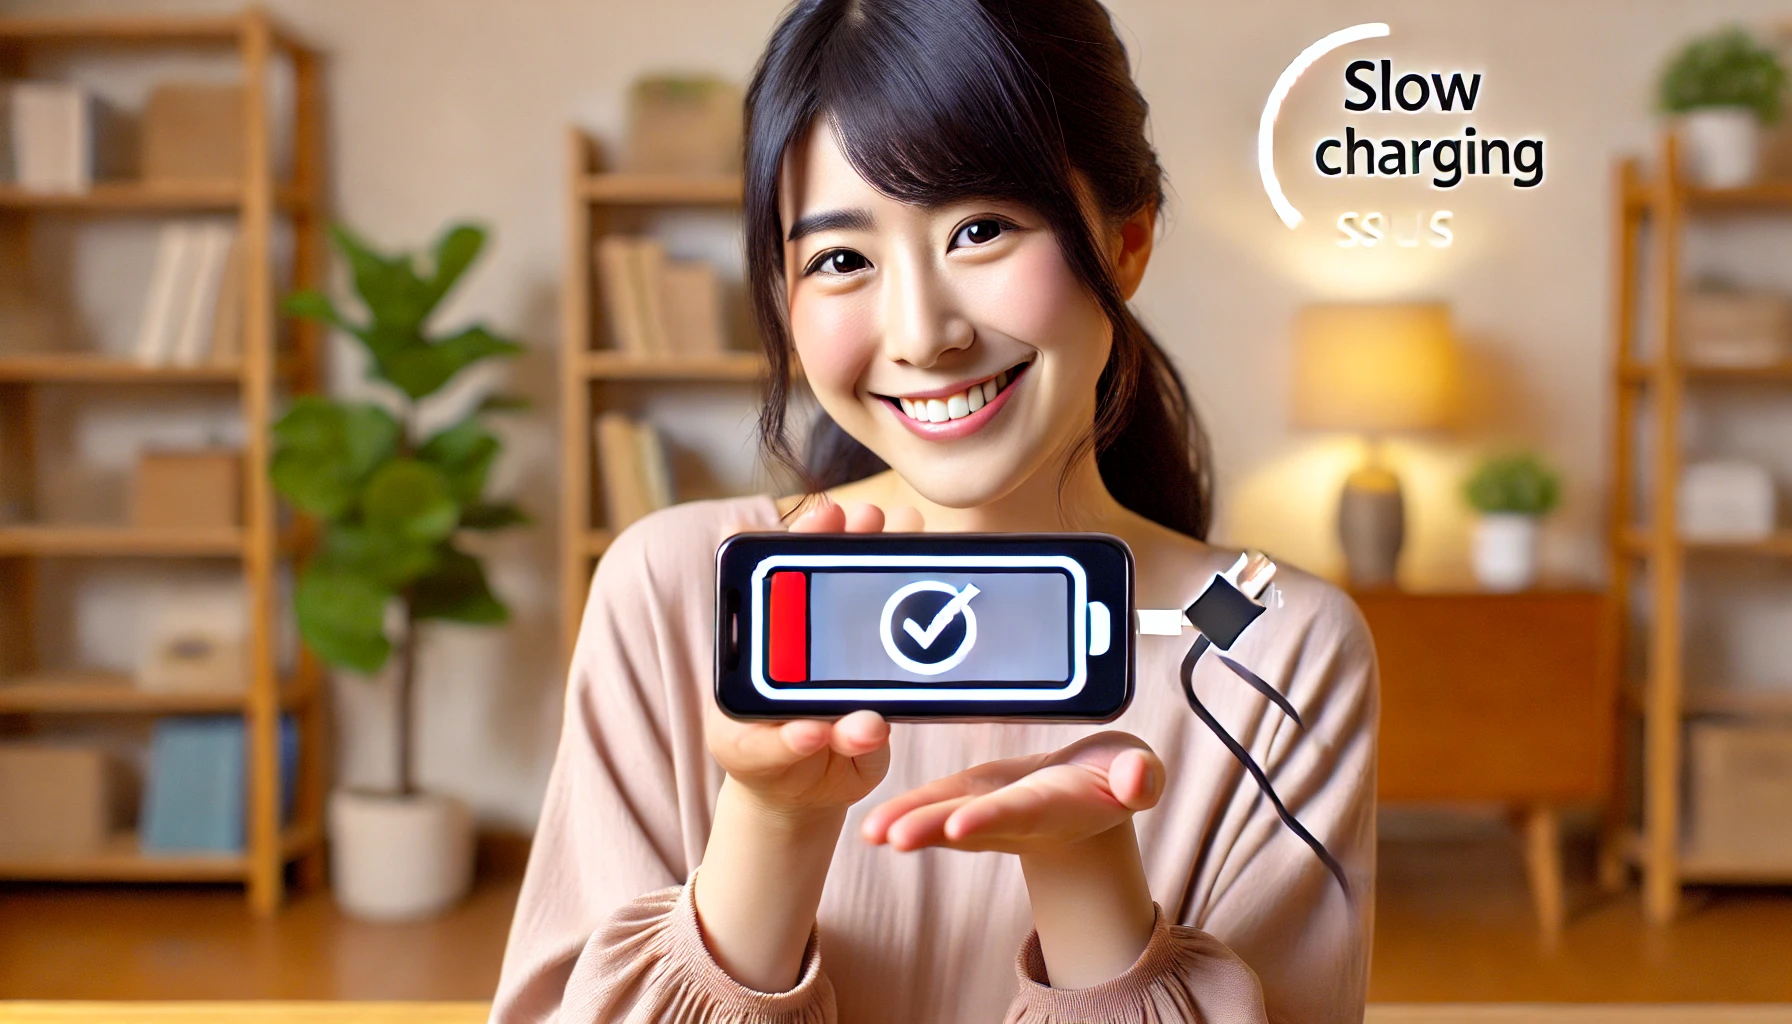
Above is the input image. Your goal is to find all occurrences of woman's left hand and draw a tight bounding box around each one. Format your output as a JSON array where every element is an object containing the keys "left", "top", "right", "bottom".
[{"left": 860, "top": 730, "right": 1164, "bottom": 854}]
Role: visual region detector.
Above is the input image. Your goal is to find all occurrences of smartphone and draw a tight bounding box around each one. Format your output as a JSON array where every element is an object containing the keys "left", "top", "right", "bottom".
[{"left": 714, "top": 532, "right": 1135, "bottom": 721}]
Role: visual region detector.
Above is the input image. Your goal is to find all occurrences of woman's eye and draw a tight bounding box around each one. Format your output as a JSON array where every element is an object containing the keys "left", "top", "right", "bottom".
[
  {"left": 809, "top": 249, "right": 869, "bottom": 276},
  {"left": 951, "top": 218, "right": 1007, "bottom": 249}
]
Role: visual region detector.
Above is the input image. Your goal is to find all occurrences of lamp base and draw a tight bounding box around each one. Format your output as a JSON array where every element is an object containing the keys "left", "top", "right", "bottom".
[{"left": 1338, "top": 465, "right": 1405, "bottom": 589}]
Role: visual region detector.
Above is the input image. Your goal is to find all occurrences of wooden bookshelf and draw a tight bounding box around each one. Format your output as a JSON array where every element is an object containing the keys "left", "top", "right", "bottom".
[
  {"left": 0, "top": 10, "right": 327, "bottom": 914},
  {"left": 559, "top": 127, "right": 782, "bottom": 659},
  {"left": 1608, "top": 138, "right": 1792, "bottom": 922},
  {"left": 0, "top": 670, "right": 317, "bottom": 714},
  {"left": 0, "top": 180, "right": 309, "bottom": 212}
]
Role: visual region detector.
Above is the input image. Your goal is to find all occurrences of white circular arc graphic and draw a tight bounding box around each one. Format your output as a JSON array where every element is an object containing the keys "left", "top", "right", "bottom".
[
  {"left": 1259, "top": 22, "right": 1390, "bottom": 229},
  {"left": 879, "top": 580, "right": 978, "bottom": 677}
]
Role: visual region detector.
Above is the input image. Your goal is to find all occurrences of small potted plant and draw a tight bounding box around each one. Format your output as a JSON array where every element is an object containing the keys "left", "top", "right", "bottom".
[
  {"left": 1659, "top": 25, "right": 1787, "bottom": 189},
  {"left": 272, "top": 222, "right": 526, "bottom": 920},
  {"left": 1464, "top": 453, "right": 1560, "bottom": 592}
]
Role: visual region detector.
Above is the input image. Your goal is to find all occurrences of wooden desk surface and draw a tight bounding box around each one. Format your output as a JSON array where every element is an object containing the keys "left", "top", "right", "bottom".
[{"left": 2, "top": 1005, "right": 1789, "bottom": 1024}]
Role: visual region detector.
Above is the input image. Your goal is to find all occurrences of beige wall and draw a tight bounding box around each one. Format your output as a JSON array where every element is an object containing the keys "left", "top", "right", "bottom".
[{"left": 13, "top": 0, "right": 1792, "bottom": 827}]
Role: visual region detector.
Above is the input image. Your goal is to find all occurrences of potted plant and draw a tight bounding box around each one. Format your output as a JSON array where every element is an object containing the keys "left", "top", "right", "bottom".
[
  {"left": 271, "top": 222, "right": 526, "bottom": 920},
  {"left": 1464, "top": 453, "right": 1560, "bottom": 592},
  {"left": 1659, "top": 25, "right": 1787, "bottom": 188}
]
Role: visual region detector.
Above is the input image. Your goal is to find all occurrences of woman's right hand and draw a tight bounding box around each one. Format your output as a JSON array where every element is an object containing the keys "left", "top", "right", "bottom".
[
  {"left": 695, "top": 499, "right": 919, "bottom": 993},
  {"left": 703, "top": 499, "right": 920, "bottom": 817}
]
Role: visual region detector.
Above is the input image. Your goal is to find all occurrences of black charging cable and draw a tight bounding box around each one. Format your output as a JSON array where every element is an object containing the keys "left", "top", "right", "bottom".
[{"left": 1170, "top": 561, "right": 1352, "bottom": 900}]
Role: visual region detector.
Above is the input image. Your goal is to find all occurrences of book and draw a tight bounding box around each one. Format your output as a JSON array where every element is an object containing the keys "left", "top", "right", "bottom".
[
  {"left": 596, "top": 237, "right": 652, "bottom": 358},
  {"left": 595, "top": 412, "right": 651, "bottom": 529},
  {"left": 636, "top": 419, "right": 674, "bottom": 511},
  {"left": 658, "top": 259, "right": 726, "bottom": 355},
  {"left": 594, "top": 413, "right": 677, "bottom": 530},
  {"left": 634, "top": 238, "right": 672, "bottom": 355},
  {"left": 207, "top": 231, "right": 246, "bottom": 366},
  {"left": 10, "top": 83, "right": 84, "bottom": 192},
  {"left": 170, "top": 222, "right": 235, "bottom": 366},
  {"left": 132, "top": 223, "right": 197, "bottom": 366}
]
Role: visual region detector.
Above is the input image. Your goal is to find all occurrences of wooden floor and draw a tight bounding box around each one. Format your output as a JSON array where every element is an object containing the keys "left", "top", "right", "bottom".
[{"left": 2, "top": 826, "right": 1791, "bottom": 1002}]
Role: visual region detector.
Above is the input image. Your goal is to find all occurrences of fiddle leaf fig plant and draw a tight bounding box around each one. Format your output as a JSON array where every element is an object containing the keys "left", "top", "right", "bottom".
[{"left": 271, "top": 222, "right": 527, "bottom": 796}]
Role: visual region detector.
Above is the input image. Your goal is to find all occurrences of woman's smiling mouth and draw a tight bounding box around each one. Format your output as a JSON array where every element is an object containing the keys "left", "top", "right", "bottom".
[{"left": 878, "top": 361, "right": 1030, "bottom": 441}]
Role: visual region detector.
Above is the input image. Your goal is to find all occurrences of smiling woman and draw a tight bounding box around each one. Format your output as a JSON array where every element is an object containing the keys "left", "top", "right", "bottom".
[{"left": 494, "top": 1, "right": 1377, "bottom": 1021}]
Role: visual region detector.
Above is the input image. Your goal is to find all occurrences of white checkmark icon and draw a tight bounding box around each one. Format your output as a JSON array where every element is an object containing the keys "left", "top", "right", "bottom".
[{"left": 902, "top": 584, "right": 980, "bottom": 650}]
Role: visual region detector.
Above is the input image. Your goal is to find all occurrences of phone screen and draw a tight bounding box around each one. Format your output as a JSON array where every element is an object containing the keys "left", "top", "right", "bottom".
[{"left": 717, "top": 534, "right": 1132, "bottom": 721}]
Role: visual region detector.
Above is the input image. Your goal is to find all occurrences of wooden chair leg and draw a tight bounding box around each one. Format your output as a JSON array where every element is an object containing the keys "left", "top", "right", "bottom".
[{"left": 1522, "top": 803, "right": 1565, "bottom": 948}]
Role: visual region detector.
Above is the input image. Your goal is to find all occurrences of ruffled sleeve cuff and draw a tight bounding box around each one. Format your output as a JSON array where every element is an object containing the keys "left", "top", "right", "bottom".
[
  {"left": 1006, "top": 904, "right": 1267, "bottom": 1024},
  {"left": 568, "top": 876, "right": 835, "bottom": 1023}
]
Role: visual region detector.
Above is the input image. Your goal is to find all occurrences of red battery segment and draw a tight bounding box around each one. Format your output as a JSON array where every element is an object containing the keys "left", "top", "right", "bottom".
[{"left": 768, "top": 570, "right": 808, "bottom": 683}]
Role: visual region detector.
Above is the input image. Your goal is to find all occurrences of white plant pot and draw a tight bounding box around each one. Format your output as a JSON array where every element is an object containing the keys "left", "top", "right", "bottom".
[
  {"left": 1472, "top": 513, "right": 1540, "bottom": 592},
  {"left": 329, "top": 789, "right": 473, "bottom": 921},
  {"left": 1681, "top": 108, "right": 1761, "bottom": 189}
]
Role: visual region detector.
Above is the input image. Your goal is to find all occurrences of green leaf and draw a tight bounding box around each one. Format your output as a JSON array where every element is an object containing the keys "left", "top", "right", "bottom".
[
  {"left": 477, "top": 393, "right": 532, "bottom": 414},
  {"left": 418, "top": 418, "right": 500, "bottom": 504},
  {"left": 459, "top": 502, "right": 530, "bottom": 531},
  {"left": 330, "top": 223, "right": 432, "bottom": 340},
  {"left": 424, "top": 224, "right": 486, "bottom": 310},
  {"left": 412, "top": 546, "right": 509, "bottom": 624},
  {"left": 316, "top": 522, "right": 440, "bottom": 589},
  {"left": 378, "top": 324, "right": 523, "bottom": 400},
  {"left": 269, "top": 398, "right": 401, "bottom": 519},
  {"left": 295, "top": 563, "right": 392, "bottom": 673},
  {"left": 283, "top": 289, "right": 347, "bottom": 327},
  {"left": 361, "top": 459, "right": 459, "bottom": 542}
]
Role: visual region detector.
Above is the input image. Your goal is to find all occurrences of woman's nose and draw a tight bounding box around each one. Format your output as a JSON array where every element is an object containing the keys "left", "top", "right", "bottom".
[{"left": 881, "top": 259, "right": 974, "bottom": 368}]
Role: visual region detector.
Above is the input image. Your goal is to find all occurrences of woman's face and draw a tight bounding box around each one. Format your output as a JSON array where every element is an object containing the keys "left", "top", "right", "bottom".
[{"left": 778, "top": 120, "right": 1117, "bottom": 509}]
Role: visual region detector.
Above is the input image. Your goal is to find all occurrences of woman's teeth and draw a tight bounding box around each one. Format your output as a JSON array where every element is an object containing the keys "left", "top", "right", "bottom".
[{"left": 897, "top": 370, "right": 1010, "bottom": 424}]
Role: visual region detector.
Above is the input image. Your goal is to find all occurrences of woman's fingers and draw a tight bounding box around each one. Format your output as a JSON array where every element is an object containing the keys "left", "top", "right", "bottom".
[
  {"left": 841, "top": 502, "right": 885, "bottom": 533},
  {"left": 789, "top": 498, "right": 845, "bottom": 533},
  {"left": 943, "top": 763, "right": 1117, "bottom": 843},
  {"left": 829, "top": 709, "right": 890, "bottom": 756},
  {"left": 882, "top": 795, "right": 977, "bottom": 851},
  {"left": 860, "top": 753, "right": 1040, "bottom": 843},
  {"left": 884, "top": 505, "right": 925, "bottom": 532},
  {"left": 1107, "top": 746, "right": 1164, "bottom": 812}
]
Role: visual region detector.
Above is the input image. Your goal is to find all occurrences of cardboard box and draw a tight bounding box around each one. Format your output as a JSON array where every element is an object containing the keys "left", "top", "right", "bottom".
[
  {"left": 1683, "top": 291, "right": 1792, "bottom": 367},
  {"left": 1688, "top": 721, "right": 1792, "bottom": 870},
  {"left": 141, "top": 83, "right": 244, "bottom": 186},
  {"left": 132, "top": 448, "right": 242, "bottom": 530},
  {"left": 0, "top": 743, "right": 120, "bottom": 857},
  {"left": 622, "top": 76, "right": 741, "bottom": 175}
]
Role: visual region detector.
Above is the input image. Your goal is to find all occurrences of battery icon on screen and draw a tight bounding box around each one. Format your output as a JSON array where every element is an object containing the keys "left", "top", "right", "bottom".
[{"left": 768, "top": 570, "right": 809, "bottom": 683}]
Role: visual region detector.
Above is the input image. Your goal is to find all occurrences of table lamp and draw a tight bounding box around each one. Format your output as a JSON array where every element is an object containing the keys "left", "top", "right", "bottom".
[{"left": 1292, "top": 302, "right": 1460, "bottom": 588}]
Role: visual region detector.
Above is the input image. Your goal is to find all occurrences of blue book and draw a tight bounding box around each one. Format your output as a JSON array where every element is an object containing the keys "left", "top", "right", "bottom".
[{"left": 141, "top": 716, "right": 297, "bottom": 855}]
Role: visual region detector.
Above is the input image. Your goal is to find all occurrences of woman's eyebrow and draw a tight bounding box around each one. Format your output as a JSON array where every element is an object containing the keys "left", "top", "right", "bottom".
[{"left": 787, "top": 207, "right": 873, "bottom": 242}]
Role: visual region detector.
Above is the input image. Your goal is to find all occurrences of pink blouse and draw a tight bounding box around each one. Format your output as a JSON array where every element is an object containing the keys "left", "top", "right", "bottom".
[{"left": 493, "top": 496, "right": 1378, "bottom": 1023}]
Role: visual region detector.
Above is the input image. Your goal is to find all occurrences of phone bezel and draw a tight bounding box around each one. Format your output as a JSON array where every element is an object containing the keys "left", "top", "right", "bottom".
[{"left": 714, "top": 532, "right": 1135, "bottom": 722}]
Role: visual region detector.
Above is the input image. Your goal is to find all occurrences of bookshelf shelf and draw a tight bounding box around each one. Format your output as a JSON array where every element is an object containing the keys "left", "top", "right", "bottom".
[
  {"left": 0, "top": 352, "right": 243, "bottom": 383},
  {"left": 584, "top": 351, "right": 768, "bottom": 381},
  {"left": 1618, "top": 360, "right": 1792, "bottom": 385},
  {"left": 1617, "top": 527, "right": 1792, "bottom": 559},
  {"left": 0, "top": 670, "right": 315, "bottom": 714},
  {"left": 0, "top": 181, "right": 309, "bottom": 213},
  {"left": 0, "top": 524, "right": 245, "bottom": 557},
  {"left": 0, "top": 819, "right": 322, "bottom": 883},
  {"left": 0, "top": 10, "right": 328, "bottom": 914},
  {"left": 580, "top": 173, "right": 741, "bottom": 206}
]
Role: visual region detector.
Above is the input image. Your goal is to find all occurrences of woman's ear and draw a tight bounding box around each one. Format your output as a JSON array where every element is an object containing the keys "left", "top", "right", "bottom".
[{"left": 1109, "top": 204, "right": 1156, "bottom": 301}]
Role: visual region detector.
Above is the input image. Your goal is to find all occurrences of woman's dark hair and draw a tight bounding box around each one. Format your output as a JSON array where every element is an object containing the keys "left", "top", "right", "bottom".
[{"left": 743, "top": 0, "right": 1212, "bottom": 539}]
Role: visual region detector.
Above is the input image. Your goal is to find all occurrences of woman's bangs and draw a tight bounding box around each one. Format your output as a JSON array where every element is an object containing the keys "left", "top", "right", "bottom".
[{"left": 814, "top": 1, "right": 1067, "bottom": 210}]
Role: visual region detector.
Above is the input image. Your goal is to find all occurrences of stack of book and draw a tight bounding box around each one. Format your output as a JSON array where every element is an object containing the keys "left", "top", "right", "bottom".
[
  {"left": 133, "top": 220, "right": 243, "bottom": 367},
  {"left": 594, "top": 412, "right": 675, "bottom": 530},
  {"left": 596, "top": 236, "right": 728, "bottom": 359},
  {"left": 6, "top": 82, "right": 129, "bottom": 192}
]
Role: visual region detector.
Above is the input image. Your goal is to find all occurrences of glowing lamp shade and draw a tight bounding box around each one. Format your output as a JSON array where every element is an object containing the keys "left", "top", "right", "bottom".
[{"left": 1292, "top": 303, "right": 1459, "bottom": 434}]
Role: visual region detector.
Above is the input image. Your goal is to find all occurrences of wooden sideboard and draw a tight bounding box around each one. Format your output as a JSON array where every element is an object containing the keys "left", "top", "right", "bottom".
[{"left": 1355, "top": 587, "right": 1620, "bottom": 940}]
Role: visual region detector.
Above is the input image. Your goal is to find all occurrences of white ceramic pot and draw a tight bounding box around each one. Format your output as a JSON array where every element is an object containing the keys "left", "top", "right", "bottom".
[
  {"left": 1472, "top": 513, "right": 1540, "bottom": 592},
  {"left": 329, "top": 789, "right": 473, "bottom": 921},
  {"left": 1681, "top": 108, "right": 1760, "bottom": 189}
]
